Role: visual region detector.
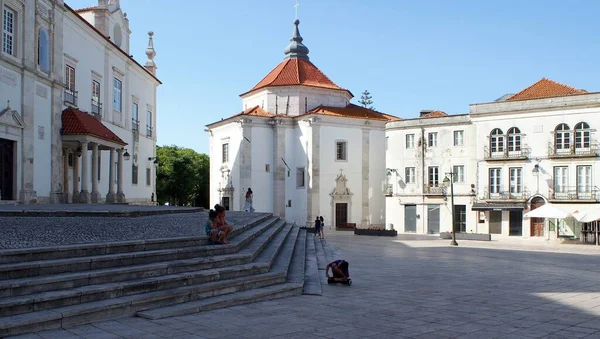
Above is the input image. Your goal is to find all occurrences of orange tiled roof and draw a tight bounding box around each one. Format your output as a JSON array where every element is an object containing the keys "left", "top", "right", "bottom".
[
  {"left": 306, "top": 104, "right": 401, "bottom": 122},
  {"left": 61, "top": 108, "right": 127, "bottom": 145},
  {"left": 507, "top": 78, "right": 587, "bottom": 101},
  {"left": 420, "top": 110, "right": 448, "bottom": 118},
  {"left": 242, "top": 58, "right": 351, "bottom": 96},
  {"left": 240, "top": 106, "right": 275, "bottom": 118}
]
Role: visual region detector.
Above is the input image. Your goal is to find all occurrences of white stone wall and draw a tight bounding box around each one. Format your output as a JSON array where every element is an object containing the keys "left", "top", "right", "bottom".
[
  {"left": 241, "top": 86, "right": 351, "bottom": 117},
  {"left": 33, "top": 81, "right": 52, "bottom": 199},
  {"left": 209, "top": 122, "right": 243, "bottom": 209},
  {"left": 62, "top": 8, "right": 159, "bottom": 203},
  {"left": 385, "top": 116, "right": 477, "bottom": 234},
  {"left": 369, "top": 128, "right": 386, "bottom": 226},
  {"left": 250, "top": 124, "right": 274, "bottom": 213},
  {"left": 284, "top": 125, "right": 308, "bottom": 225}
]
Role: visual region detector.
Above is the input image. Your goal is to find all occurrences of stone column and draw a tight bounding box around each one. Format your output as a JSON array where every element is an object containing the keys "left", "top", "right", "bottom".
[
  {"left": 90, "top": 143, "right": 100, "bottom": 203},
  {"left": 307, "top": 121, "right": 320, "bottom": 226},
  {"left": 50, "top": 2, "right": 65, "bottom": 204},
  {"left": 72, "top": 152, "right": 79, "bottom": 203},
  {"left": 106, "top": 148, "right": 116, "bottom": 203},
  {"left": 62, "top": 149, "right": 70, "bottom": 203},
  {"left": 272, "top": 121, "right": 286, "bottom": 218},
  {"left": 116, "top": 148, "right": 126, "bottom": 203},
  {"left": 361, "top": 128, "right": 370, "bottom": 228},
  {"left": 79, "top": 141, "right": 90, "bottom": 203}
]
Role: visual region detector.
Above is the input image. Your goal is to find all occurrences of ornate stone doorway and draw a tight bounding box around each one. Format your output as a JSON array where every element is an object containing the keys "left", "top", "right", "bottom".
[{"left": 330, "top": 170, "right": 353, "bottom": 228}]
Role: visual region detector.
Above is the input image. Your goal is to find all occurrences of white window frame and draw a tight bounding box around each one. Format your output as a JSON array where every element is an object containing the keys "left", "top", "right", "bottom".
[
  {"left": 222, "top": 143, "right": 229, "bottom": 163},
  {"left": 2, "top": 5, "right": 17, "bottom": 57},
  {"left": 132, "top": 102, "right": 139, "bottom": 131},
  {"left": 453, "top": 165, "right": 465, "bottom": 183},
  {"left": 335, "top": 140, "right": 347, "bottom": 161},
  {"left": 509, "top": 167, "right": 522, "bottom": 194},
  {"left": 489, "top": 168, "right": 501, "bottom": 194},
  {"left": 554, "top": 166, "right": 568, "bottom": 194},
  {"left": 146, "top": 110, "right": 153, "bottom": 137},
  {"left": 146, "top": 167, "right": 151, "bottom": 186},
  {"left": 92, "top": 80, "right": 100, "bottom": 103},
  {"left": 296, "top": 167, "right": 305, "bottom": 188},
  {"left": 453, "top": 130, "right": 464, "bottom": 147},
  {"left": 490, "top": 129, "right": 505, "bottom": 153},
  {"left": 577, "top": 165, "right": 592, "bottom": 194},
  {"left": 507, "top": 127, "right": 521, "bottom": 152},
  {"left": 405, "top": 167, "right": 415, "bottom": 184},
  {"left": 406, "top": 134, "right": 415, "bottom": 149},
  {"left": 65, "top": 65, "right": 76, "bottom": 91},
  {"left": 428, "top": 132, "right": 438, "bottom": 147},
  {"left": 428, "top": 166, "right": 439, "bottom": 187},
  {"left": 113, "top": 77, "right": 122, "bottom": 112}
]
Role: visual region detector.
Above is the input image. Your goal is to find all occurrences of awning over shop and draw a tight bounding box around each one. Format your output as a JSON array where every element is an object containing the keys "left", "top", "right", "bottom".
[{"left": 472, "top": 202, "right": 525, "bottom": 211}]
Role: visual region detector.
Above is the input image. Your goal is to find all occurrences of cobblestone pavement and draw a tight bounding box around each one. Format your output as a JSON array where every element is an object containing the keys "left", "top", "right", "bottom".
[
  {"left": 9, "top": 231, "right": 600, "bottom": 338},
  {"left": 0, "top": 211, "right": 259, "bottom": 249}
]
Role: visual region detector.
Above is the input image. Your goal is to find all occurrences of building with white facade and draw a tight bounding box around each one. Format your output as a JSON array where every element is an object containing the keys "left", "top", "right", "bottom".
[
  {"left": 207, "top": 19, "right": 399, "bottom": 228},
  {"left": 471, "top": 78, "right": 600, "bottom": 240},
  {"left": 0, "top": 0, "right": 161, "bottom": 204},
  {"left": 385, "top": 111, "right": 478, "bottom": 234}
]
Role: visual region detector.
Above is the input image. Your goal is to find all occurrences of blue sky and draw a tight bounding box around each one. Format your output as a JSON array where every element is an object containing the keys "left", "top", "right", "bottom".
[{"left": 67, "top": 0, "right": 600, "bottom": 155}]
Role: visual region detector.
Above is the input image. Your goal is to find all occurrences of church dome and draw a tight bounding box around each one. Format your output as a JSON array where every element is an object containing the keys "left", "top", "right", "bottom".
[{"left": 283, "top": 20, "right": 309, "bottom": 60}]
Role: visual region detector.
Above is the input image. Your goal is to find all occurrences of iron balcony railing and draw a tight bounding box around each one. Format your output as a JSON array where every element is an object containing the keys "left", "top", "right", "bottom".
[
  {"left": 548, "top": 142, "right": 600, "bottom": 158},
  {"left": 64, "top": 89, "right": 78, "bottom": 106},
  {"left": 484, "top": 187, "right": 530, "bottom": 201},
  {"left": 146, "top": 126, "right": 153, "bottom": 137},
  {"left": 423, "top": 184, "right": 445, "bottom": 195},
  {"left": 91, "top": 99, "right": 102, "bottom": 117},
  {"left": 484, "top": 145, "right": 531, "bottom": 161},
  {"left": 549, "top": 186, "right": 600, "bottom": 201},
  {"left": 132, "top": 119, "right": 140, "bottom": 131}
]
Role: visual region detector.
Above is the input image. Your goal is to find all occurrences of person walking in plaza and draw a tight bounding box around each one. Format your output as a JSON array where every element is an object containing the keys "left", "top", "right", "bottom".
[
  {"left": 319, "top": 216, "right": 325, "bottom": 239},
  {"left": 243, "top": 188, "right": 254, "bottom": 212},
  {"left": 314, "top": 217, "right": 321, "bottom": 238}
]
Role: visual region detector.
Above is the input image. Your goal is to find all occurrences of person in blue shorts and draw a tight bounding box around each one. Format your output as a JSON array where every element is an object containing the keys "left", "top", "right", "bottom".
[{"left": 325, "top": 259, "right": 350, "bottom": 283}]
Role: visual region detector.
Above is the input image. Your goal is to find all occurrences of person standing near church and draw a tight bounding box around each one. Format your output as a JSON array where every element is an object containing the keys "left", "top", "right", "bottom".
[
  {"left": 319, "top": 216, "right": 325, "bottom": 239},
  {"left": 244, "top": 188, "right": 254, "bottom": 212}
]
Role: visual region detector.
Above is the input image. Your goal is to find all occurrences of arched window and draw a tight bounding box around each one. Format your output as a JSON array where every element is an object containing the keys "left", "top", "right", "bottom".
[
  {"left": 490, "top": 128, "right": 504, "bottom": 153},
  {"left": 554, "top": 123, "right": 570, "bottom": 151},
  {"left": 574, "top": 122, "right": 590, "bottom": 149},
  {"left": 507, "top": 127, "right": 521, "bottom": 152},
  {"left": 37, "top": 28, "right": 50, "bottom": 73}
]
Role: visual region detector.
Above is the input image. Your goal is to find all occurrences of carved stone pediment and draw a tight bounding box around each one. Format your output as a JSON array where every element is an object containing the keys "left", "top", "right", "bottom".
[
  {"left": 0, "top": 108, "right": 25, "bottom": 129},
  {"left": 330, "top": 170, "right": 353, "bottom": 203}
]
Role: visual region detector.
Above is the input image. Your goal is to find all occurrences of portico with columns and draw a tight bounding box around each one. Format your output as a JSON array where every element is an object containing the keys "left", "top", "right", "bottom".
[{"left": 61, "top": 107, "right": 128, "bottom": 204}]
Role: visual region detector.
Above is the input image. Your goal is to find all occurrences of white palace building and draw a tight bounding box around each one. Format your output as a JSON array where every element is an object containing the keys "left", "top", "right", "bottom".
[
  {"left": 208, "top": 16, "right": 599, "bottom": 240},
  {"left": 0, "top": 0, "right": 161, "bottom": 204}
]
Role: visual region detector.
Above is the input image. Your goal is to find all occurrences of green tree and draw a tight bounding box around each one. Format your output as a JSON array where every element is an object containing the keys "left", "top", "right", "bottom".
[
  {"left": 359, "top": 90, "right": 374, "bottom": 110},
  {"left": 156, "top": 145, "right": 210, "bottom": 207}
]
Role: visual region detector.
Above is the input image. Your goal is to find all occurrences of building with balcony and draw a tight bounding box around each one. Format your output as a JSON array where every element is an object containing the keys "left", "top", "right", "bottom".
[
  {"left": 385, "top": 111, "right": 478, "bottom": 234},
  {"left": 0, "top": 0, "right": 161, "bottom": 204},
  {"left": 470, "top": 78, "right": 599, "bottom": 239}
]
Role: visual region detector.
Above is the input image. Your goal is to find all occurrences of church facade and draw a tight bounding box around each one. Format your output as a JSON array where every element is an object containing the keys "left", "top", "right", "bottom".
[
  {"left": 207, "top": 20, "right": 399, "bottom": 228},
  {"left": 0, "top": 0, "right": 160, "bottom": 204}
]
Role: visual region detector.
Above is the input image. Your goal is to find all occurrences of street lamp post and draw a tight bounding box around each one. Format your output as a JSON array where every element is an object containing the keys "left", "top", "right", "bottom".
[{"left": 443, "top": 172, "right": 458, "bottom": 246}]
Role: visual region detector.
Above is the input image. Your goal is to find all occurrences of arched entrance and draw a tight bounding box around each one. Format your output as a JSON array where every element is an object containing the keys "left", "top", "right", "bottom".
[{"left": 530, "top": 197, "right": 545, "bottom": 237}]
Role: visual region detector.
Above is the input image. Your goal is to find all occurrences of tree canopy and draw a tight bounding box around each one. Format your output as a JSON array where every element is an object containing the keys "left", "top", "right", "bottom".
[
  {"left": 359, "top": 90, "right": 374, "bottom": 110},
  {"left": 156, "top": 145, "right": 209, "bottom": 207}
]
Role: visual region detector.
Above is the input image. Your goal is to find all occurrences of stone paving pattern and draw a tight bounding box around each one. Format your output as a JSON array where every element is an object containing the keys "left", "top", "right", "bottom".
[
  {"left": 0, "top": 211, "right": 258, "bottom": 249},
  {"left": 7, "top": 230, "right": 600, "bottom": 338}
]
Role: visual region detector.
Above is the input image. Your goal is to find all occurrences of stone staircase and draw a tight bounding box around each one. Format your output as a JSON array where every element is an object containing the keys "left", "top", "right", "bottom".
[{"left": 0, "top": 213, "right": 340, "bottom": 337}]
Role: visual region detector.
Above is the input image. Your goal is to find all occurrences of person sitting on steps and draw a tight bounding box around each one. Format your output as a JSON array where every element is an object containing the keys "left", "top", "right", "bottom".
[
  {"left": 205, "top": 209, "right": 225, "bottom": 244},
  {"left": 214, "top": 204, "right": 233, "bottom": 244},
  {"left": 325, "top": 259, "right": 350, "bottom": 283}
]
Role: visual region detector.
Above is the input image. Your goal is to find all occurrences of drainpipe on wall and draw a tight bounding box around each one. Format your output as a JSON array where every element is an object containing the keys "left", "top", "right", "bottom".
[{"left": 421, "top": 127, "right": 426, "bottom": 234}]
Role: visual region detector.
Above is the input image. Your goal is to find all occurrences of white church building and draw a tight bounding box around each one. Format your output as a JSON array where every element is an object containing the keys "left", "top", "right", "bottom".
[
  {"left": 0, "top": 0, "right": 160, "bottom": 204},
  {"left": 207, "top": 19, "right": 400, "bottom": 227}
]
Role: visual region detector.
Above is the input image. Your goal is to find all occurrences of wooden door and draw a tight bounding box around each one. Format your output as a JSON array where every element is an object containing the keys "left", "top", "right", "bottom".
[
  {"left": 0, "top": 138, "right": 14, "bottom": 200},
  {"left": 530, "top": 198, "right": 545, "bottom": 237},
  {"left": 405, "top": 205, "right": 417, "bottom": 233},
  {"left": 335, "top": 203, "right": 348, "bottom": 226}
]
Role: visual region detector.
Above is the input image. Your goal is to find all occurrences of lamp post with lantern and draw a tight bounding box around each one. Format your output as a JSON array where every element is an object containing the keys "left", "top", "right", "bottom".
[{"left": 443, "top": 172, "right": 458, "bottom": 246}]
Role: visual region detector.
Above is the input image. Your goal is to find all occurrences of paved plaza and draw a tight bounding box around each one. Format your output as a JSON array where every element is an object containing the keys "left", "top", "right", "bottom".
[{"left": 8, "top": 229, "right": 600, "bottom": 339}]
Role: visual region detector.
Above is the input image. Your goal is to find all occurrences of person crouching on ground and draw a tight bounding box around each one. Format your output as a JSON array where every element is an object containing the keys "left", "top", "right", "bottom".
[
  {"left": 214, "top": 204, "right": 233, "bottom": 244},
  {"left": 205, "top": 209, "right": 224, "bottom": 244},
  {"left": 326, "top": 259, "right": 350, "bottom": 283}
]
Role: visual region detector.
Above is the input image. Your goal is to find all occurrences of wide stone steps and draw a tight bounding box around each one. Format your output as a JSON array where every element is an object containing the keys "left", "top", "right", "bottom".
[
  {"left": 302, "top": 234, "right": 322, "bottom": 295},
  {"left": 0, "top": 215, "right": 277, "bottom": 280},
  {"left": 0, "top": 218, "right": 306, "bottom": 337},
  {"left": 0, "top": 214, "right": 272, "bottom": 264},
  {"left": 136, "top": 225, "right": 302, "bottom": 320},
  {"left": 0, "top": 219, "right": 287, "bottom": 316}
]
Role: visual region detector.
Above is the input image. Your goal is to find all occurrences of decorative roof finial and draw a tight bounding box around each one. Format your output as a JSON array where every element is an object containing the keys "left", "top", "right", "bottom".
[
  {"left": 144, "top": 31, "right": 157, "bottom": 75},
  {"left": 294, "top": 0, "right": 299, "bottom": 20},
  {"left": 283, "top": 19, "right": 309, "bottom": 60}
]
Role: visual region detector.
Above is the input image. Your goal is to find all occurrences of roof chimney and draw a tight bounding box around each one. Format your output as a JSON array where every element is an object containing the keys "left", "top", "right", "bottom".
[{"left": 419, "top": 110, "right": 433, "bottom": 117}]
